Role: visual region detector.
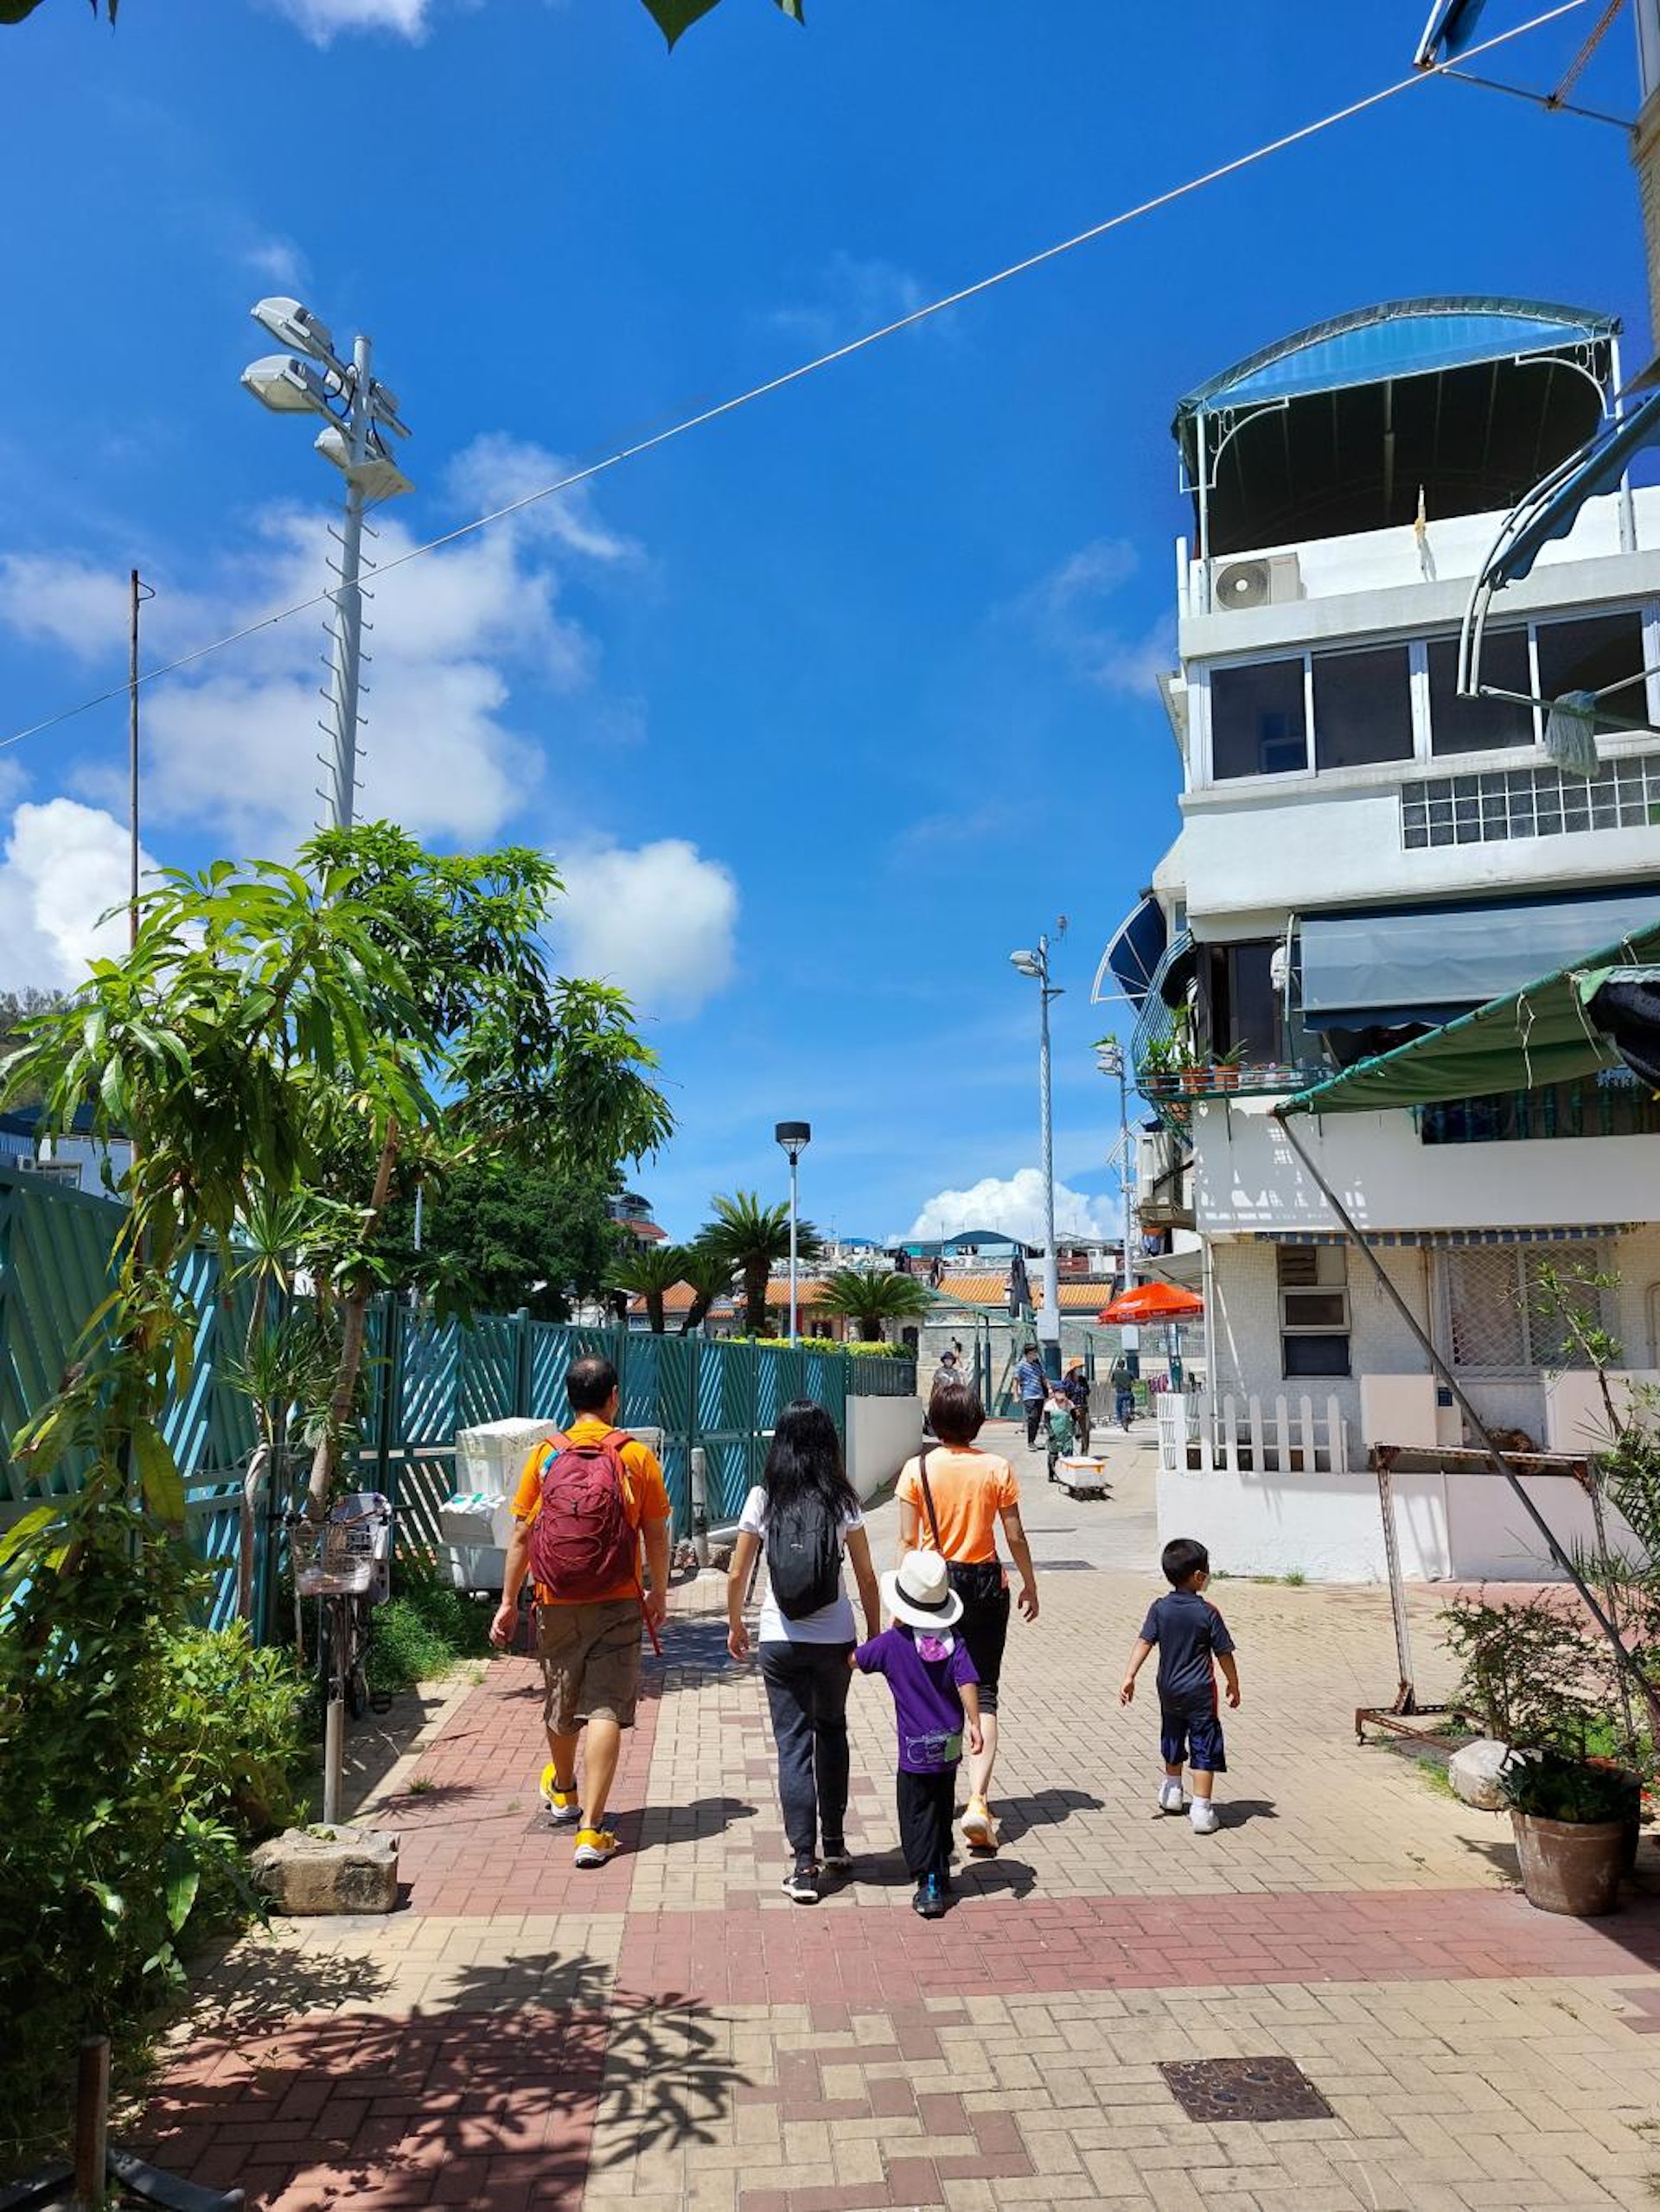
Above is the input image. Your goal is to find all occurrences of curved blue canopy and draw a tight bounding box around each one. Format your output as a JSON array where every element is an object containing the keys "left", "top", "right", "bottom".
[{"left": 1174, "top": 296, "right": 1618, "bottom": 440}]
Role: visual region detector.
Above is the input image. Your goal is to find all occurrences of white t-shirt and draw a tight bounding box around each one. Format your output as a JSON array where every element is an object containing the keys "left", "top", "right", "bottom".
[{"left": 737, "top": 1486, "right": 864, "bottom": 1645}]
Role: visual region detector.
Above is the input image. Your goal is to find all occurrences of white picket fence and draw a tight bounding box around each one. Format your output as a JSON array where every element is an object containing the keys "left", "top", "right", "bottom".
[{"left": 1155, "top": 1389, "right": 1350, "bottom": 1477}]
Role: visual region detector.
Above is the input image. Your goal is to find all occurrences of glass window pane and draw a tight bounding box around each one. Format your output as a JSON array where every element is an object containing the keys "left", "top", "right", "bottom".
[
  {"left": 1312, "top": 645, "right": 1414, "bottom": 769},
  {"left": 1284, "top": 1334, "right": 1350, "bottom": 1378},
  {"left": 1282, "top": 1291, "right": 1348, "bottom": 1329},
  {"left": 1536, "top": 611, "right": 1646, "bottom": 715},
  {"left": 1210, "top": 660, "right": 1308, "bottom": 781},
  {"left": 1225, "top": 941, "right": 1280, "bottom": 1063},
  {"left": 1427, "top": 632, "right": 1533, "bottom": 755}
]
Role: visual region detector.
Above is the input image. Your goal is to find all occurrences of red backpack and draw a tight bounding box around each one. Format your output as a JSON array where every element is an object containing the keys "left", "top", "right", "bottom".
[{"left": 527, "top": 1430, "right": 638, "bottom": 1600}]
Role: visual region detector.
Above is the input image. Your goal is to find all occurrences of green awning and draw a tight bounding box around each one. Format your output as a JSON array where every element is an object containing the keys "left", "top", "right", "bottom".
[{"left": 1281, "top": 916, "right": 1660, "bottom": 1118}]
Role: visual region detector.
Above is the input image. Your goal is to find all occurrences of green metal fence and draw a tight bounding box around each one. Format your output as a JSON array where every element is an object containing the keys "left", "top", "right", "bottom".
[{"left": 0, "top": 1163, "right": 915, "bottom": 1629}]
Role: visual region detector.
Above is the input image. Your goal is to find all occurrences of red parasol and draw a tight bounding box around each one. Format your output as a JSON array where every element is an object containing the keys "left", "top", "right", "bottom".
[{"left": 1096, "top": 1282, "right": 1204, "bottom": 1323}]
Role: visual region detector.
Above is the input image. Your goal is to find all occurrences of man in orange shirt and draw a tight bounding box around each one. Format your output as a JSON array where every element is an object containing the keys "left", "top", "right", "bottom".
[{"left": 490, "top": 1355, "right": 671, "bottom": 1869}]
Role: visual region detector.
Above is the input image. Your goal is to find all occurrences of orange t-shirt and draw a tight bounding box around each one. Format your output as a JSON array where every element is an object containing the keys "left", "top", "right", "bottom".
[
  {"left": 510, "top": 1417, "right": 671, "bottom": 1604},
  {"left": 895, "top": 1445, "right": 1020, "bottom": 1564}
]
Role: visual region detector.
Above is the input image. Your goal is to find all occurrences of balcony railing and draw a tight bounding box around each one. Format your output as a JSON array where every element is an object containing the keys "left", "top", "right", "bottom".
[{"left": 1418, "top": 1077, "right": 1660, "bottom": 1145}]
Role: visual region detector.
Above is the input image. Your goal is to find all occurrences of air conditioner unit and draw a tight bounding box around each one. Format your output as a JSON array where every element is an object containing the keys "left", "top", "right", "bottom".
[{"left": 1213, "top": 552, "right": 1302, "bottom": 612}]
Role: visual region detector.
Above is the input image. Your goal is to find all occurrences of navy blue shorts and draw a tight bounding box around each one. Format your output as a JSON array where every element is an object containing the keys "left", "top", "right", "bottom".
[{"left": 1159, "top": 1701, "right": 1226, "bottom": 1774}]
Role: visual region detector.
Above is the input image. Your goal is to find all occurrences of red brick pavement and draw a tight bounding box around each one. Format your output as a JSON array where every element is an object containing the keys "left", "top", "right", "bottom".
[
  {"left": 135, "top": 2005, "right": 610, "bottom": 2210},
  {"left": 616, "top": 1884, "right": 1660, "bottom": 2009}
]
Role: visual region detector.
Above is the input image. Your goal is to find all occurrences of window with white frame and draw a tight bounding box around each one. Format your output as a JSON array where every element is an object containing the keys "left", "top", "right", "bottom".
[
  {"left": 1438, "top": 1242, "right": 1608, "bottom": 1374},
  {"left": 1278, "top": 1244, "right": 1350, "bottom": 1379}
]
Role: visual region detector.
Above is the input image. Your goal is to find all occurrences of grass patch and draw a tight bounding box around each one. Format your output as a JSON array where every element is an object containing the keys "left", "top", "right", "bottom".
[
  {"left": 367, "top": 1557, "right": 495, "bottom": 1697},
  {"left": 1414, "top": 1754, "right": 1456, "bottom": 1801}
]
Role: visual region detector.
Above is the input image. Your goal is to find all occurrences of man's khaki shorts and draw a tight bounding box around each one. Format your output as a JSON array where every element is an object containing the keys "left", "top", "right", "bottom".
[{"left": 537, "top": 1597, "right": 644, "bottom": 1733}]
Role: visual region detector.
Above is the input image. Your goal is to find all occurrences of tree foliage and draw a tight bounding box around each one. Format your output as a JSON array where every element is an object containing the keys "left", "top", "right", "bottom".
[
  {"left": 610, "top": 1240, "right": 695, "bottom": 1335},
  {"left": 382, "top": 1158, "right": 625, "bottom": 1323},
  {"left": 816, "top": 1265, "right": 932, "bottom": 1341},
  {"left": 699, "top": 1190, "right": 821, "bottom": 1336},
  {"left": 638, "top": 0, "right": 801, "bottom": 46}
]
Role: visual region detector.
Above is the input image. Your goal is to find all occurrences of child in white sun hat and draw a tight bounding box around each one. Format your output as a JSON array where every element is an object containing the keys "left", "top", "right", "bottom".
[{"left": 852, "top": 1551, "right": 983, "bottom": 1919}]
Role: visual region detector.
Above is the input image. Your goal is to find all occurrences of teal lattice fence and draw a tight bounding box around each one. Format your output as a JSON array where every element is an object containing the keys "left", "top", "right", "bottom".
[{"left": 0, "top": 1164, "right": 915, "bottom": 1632}]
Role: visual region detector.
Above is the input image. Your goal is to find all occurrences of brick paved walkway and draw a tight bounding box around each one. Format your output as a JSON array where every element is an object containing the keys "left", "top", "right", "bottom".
[{"left": 140, "top": 1425, "right": 1660, "bottom": 2208}]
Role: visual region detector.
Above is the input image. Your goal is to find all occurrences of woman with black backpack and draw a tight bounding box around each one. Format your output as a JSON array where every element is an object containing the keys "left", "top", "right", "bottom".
[{"left": 727, "top": 1399, "right": 882, "bottom": 1903}]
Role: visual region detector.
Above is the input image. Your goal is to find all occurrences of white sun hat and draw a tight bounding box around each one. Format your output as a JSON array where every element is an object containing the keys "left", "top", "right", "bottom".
[{"left": 881, "top": 1550, "right": 965, "bottom": 1631}]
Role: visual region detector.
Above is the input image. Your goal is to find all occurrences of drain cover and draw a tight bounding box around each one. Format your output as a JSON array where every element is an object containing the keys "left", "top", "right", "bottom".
[{"left": 1159, "top": 2057, "right": 1333, "bottom": 2123}]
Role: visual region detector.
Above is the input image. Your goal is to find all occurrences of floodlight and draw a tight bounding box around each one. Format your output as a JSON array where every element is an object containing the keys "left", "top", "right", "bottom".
[
  {"left": 241, "top": 354, "right": 339, "bottom": 417},
  {"left": 251, "top": 295, "right": 341, "bottom": 367},
  {"left": 313, "top": 425, "right": 414, "bottom": 500},
  {"left": 368, "top": 381, "right": 411, "bottom": 437},
  {"left": 1009, "top": 950, "right": 1042, "bottom": 977},
  {"left": 775, "top": 1120, "right": 812, "bottom": 1160}
]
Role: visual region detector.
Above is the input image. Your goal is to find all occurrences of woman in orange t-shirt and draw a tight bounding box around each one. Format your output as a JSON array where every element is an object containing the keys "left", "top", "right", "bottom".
[{"left": 895, "top": 1377, "right": 1038, "bottom": 1856}]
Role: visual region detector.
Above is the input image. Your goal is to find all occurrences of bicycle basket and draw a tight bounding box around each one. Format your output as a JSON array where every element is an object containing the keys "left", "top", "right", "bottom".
[{"left": 292, "top": 1517, "right": 377, "bottom": 1600}]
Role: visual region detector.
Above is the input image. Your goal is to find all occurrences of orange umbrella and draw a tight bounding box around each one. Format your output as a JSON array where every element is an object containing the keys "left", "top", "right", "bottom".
[{"left": 1096, "top": 1282, "right": 1204, "bottom": 1323}]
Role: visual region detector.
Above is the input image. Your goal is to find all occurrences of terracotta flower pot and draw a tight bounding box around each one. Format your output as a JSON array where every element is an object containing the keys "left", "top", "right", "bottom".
[{"left": 1510, "top": 1811, "right": 1627, "bottom": 1916}]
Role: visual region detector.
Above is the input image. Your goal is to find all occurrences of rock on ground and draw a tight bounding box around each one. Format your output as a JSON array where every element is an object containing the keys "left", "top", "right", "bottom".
[{"left": 250, "top": 1824, "right": 400, "bottom": 1915}]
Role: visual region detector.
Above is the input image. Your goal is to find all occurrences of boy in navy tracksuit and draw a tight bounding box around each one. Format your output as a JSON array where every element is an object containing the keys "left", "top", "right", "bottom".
[{"left": 1120, "top": 1536, "right": 1240, "bottom": 1836}]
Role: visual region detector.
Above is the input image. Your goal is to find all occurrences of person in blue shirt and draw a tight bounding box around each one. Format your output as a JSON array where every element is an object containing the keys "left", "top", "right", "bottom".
[
  {"left": 1119, "top": 1536, "right": 1240, "bottom": 1837},
  {"left": 1013, "top": 1342, "right": 1047, "bottom": 1449}
]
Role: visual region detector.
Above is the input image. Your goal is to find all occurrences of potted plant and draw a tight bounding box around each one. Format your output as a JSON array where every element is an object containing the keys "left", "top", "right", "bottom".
[
  {"left": 1500, "top": 1748, "right": 1633, "bottom": 1916},
  {"left": 1210, "top": 1041, "right": 1248, "bottom": 1093}
]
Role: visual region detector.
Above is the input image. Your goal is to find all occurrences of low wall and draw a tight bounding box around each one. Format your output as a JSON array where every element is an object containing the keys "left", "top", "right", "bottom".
[
  {"left": 1157, "top": 1458, "right": 1640, "bottom": 1584},
  {"left": 846, "top": 1395, "right": 924, "bottom": 1507}
]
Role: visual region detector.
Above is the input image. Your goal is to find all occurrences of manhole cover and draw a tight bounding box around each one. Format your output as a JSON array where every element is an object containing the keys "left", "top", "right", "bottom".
[{"left": 1159, "top": 2057, "right": 1333, "bottom": 2124}]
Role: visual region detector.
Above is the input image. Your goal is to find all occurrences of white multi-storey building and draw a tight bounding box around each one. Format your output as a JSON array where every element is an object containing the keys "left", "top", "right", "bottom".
[{"left": 1099, "top": 296, "right": 1660, "bottom": 1580}]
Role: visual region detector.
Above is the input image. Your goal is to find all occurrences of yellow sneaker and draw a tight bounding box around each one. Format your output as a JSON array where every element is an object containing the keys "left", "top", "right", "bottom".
[
  {"left": 961, "top": 1797, "right": 999, "bottom": 1852},
  {"left": 573, "top": 1826, "right": 620, "bottom": 1869},
  {"left": 539, "top": 1762, "right": 580, "bottom": 1826}
]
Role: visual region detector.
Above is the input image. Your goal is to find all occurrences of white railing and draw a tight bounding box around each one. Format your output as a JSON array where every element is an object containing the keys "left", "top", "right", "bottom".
[{"left": 1156, "top": 1389, "right": 1350, "bottom": 1477}]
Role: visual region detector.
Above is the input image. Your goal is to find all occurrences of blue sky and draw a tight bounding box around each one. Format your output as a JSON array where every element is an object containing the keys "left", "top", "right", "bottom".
[{"left": 0, "top": 0, "right": 1645, "bottom": 1244}]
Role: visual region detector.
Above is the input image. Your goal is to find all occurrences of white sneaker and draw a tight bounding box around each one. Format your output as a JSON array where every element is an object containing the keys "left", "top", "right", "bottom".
[
  {"left": 1190, "top": 1800, "right": 1220, "bottom": 1836},
  {"left": 1158, "top": 1778, "right": 1186, "bottom": 1815}
]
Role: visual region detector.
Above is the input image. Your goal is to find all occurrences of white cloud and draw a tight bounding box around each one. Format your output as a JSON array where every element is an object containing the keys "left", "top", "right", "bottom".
[
  {"left": 242, "top": 234, "right": 310, "bottom": 290},
  {"left": 259, "top": 0, "right": 431, "bottom": 43},
  {"left": 900, "top": 1170, "right": 1114, "bottom": 1248},
  {"left": 0, "top": 800, "right": 155, "bottom": 991},
  {"left": 1012, "top": 536, "right": 1173, "bottom": 697},
  {"left": 444, "top": 437, "right": 641, "bottom": 566},
  {"left": 546, "top": 839, "right": 737, "bottom": 1022},
  {"left": 768, "top": 252, "right": 934, "bottom": 349},
  {"left": 0, "top": 436, "right": 634, "bottom": 851}
]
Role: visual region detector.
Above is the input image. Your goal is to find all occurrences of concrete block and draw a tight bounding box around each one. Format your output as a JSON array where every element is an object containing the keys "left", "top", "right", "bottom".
[
  {"left": 251, "top": 1824, "right": 400, "bottom": 1915},
  {"left": 1448, "top": 1738, "right": 1512, "bottom": 1811}
]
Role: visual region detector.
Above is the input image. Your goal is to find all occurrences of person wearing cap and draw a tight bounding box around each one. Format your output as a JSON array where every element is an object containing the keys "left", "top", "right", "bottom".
[
  {"left": 895, "top": 1378, "right": 1038, "bottom": 1856},
  {"left": 852, "top": 1551, "right": 983, "bottom": 1919},
  {"left": 1062, "top": 1358, "right": 1092, "bottom": 1453}
]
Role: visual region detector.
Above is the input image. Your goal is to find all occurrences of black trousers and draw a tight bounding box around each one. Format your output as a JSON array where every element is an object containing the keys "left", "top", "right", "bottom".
[
  {"left": 759, "top": 1641, "right": 853, "bottom": 1865},
  {"left": 897, "top": 1768, "right": 955, "bottom": 1884},
  {"left": 1024, "top": 1400, "right": 1044, "bottom": 1447}
]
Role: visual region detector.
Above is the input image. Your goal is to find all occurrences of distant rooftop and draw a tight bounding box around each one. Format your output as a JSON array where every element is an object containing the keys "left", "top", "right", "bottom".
[{"left": 1174, "top": 296, "right": 1618, "bottom": 558}]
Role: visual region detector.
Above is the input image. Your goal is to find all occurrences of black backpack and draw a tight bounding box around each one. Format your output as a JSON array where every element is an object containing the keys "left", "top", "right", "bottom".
[{"left": 765, "top": 1496, "right": 844, "bottom": 1620}]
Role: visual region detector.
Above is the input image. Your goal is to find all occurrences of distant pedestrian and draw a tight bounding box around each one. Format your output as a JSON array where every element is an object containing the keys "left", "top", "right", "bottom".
[
  {"left": 935, "top": 1348, "right": 965, "bottom": 1387},
  {"left": 852, "top": 1550, "right": 983, "bottom": 1919},
  {"left": 1042, "top": 1380, "right": 1076, "bottom": 1482},
  {"left": 1013, "top": 1342, "right": 1047, "bottom": 1448},
  {"left": 1062, "top": 1358, "right": 1091, "bottom": 1452},
  {"left": 491, "top": 1355, "right": 671, "bottom": 1871},
  {"left": 896, "top": 1379, "right": 1038, "bottom": 1856},
  {"left": 727, "top": 1400, "right": 882, "bottom": 1904},
  {"left": 1109, "top": 1354, "right": 1137, "bottom": 1431},
  {"left": 1119, "top": 1537, "right": 1240, "bottom": 1837}
]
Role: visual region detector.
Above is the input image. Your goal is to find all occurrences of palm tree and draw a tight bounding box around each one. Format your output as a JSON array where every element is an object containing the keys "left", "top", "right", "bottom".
[
  {"left": 701, "top": 1190, "right": 822, "bottom": 1336},
  {"left": 817, "top": 1266, "right": 933, "bottom": 1343},
  {"left": 677, "top": 1243, "right": 737, "bottom": 1336},
  {"left": 610, "top": 1241, "right": 693, "bottom": 1335}
]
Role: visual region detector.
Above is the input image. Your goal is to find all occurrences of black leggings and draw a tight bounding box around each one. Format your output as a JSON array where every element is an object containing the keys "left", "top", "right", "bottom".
[{"left": 897, "top": 1768, "right": 955, "bottom": 1883}]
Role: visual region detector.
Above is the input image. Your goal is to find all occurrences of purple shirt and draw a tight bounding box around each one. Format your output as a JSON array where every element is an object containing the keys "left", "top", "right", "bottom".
[{"left": 854, "top": 1623, "right": 979, "bottom": 1774}]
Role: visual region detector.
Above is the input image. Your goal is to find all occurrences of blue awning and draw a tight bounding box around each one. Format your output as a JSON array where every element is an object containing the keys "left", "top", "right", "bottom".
[
  {"left": 1414, "top": 0, "right": 1488, "bottom": 67},
  {"left": 1481, "top": 390, "right": 1660, "bottom": 588},
  {"left": 1096, "top": 896, "right": 1167, "bottom": 1009},
  {"left": 1301, "top": 888, "right": 1660, "bottom": 1025}
]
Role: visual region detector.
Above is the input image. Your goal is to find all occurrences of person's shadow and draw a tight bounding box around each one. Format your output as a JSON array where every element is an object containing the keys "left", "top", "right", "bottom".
[
  {"left": 1214, "top": 1796, "right": 1278, "bottom": 1829},
  {"left": 992, "top": 1788, "right": 1105, "bottom": 1843}
]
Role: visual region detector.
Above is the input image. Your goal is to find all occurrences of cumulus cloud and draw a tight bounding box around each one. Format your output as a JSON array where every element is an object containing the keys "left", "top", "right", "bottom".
[
  {"left": 259, "top": 0, "right": 431, "bottom": 43},
  {"left": 0, "top": 800, "right": 156, "bottom": 991},
  {"left": 900, "top": 1170, "right": 1114, "bottom": 1249},
  {"left": 242, "top": 234, "right": 310, "bottom": 290},
  {"left": 0, "top": 435, "right": 635, "bottom": 851},
  {"left": 1012, "top": 536, "right": 1173, "bottom": 697},
  {"left": 546, "top": 839, "right": 737, "bottom": 1022}
]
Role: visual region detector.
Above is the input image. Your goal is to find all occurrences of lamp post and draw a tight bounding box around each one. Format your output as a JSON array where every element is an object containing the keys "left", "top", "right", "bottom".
[
  {"left": 240, "top": 296, "right": 413, "bottom": 831},
  {"left": 1010, "top": 937, "right": 1063, "bottom": 1375},
  {"left": 776, "top": 1122, "right": 811, "bottom": 1343},
  {"left": 1095, "top": 1040, "right": 1135, "bottom": 1301}
]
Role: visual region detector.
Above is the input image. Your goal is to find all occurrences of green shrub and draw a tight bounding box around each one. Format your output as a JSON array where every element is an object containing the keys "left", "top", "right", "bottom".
[
  {"left": 1500, "top": 1747, "right": 1636, "bottom": 1825},
  {"left": 366, "top": 1554, "right": 495, "bottom": 1696},
  {"left": 0, "top": 1543, "right": 309, "bottom": 2163}
]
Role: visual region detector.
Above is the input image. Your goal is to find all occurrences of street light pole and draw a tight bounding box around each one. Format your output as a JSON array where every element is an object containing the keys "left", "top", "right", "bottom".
[
  {"left": 776, "top": 1123, "right": 812, "bottom": 1343},
  {"left": 241, "top": 297, "right": 412, "bottom": 833},
  {"left": 1010, "top": 936, "right": 1063, "bottom": 1376},
  {"left": 1095, "top": 1040, "right": 1135, "bottom": 1297}
]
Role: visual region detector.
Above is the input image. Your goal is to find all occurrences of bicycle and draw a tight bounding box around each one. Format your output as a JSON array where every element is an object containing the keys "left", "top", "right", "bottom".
[{"left": 287, "top": 1491, "right": 393, "bottom": 1720}]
